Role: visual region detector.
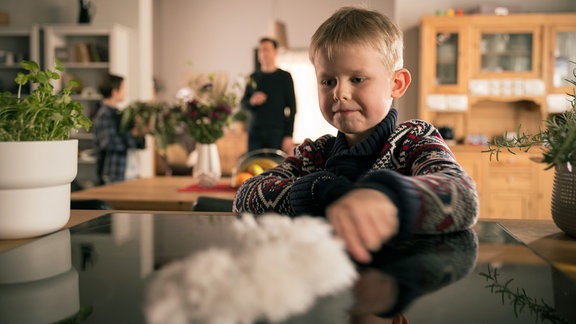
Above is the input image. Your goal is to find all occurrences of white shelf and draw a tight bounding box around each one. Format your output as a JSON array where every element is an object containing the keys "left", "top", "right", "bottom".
[
  {"left": 71, "top": 132, "right": 95, "bottom": 140},
  {"left": 71, "top": 94, "right": 103, "bottom": 101},
  {"left": 42, "top": 24, "right": 131, "bottom": 186},
  {"left": 0, "top": 25, "right": 40, "bottom": 94},
  {"left": 62, "top": 62, "right": 110, "bottom": 69}
]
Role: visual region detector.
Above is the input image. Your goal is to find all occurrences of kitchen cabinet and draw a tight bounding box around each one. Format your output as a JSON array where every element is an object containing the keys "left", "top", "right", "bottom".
[
  {"left": 452, "top": 147, "right": 553, "bottom": 220},
  {"left": 545, "top": 21, "right": 576, "bottom": 113},
  {"left": 419, "top": 13, "right": 576, "bottom": 220},
  {"left": 420, "top": 14, "right": 576, "bottom": 142}
]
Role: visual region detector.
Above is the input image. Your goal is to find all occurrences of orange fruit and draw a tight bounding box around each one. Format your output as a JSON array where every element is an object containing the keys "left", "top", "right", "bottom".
[{"left": 234, "top": 172, "right": 253, "bottom": 186}]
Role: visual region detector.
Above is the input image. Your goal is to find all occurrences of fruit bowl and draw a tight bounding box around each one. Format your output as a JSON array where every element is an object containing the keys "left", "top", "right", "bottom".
[{"left": 231, "top": 148, "right": 287, "bottom": 187}]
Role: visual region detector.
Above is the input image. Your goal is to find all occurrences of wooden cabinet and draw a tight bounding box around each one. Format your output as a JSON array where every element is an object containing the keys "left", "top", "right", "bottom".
[
  {"left": 474, "top": 24, "right": 542, "bottom": 78},
  {"left": 452, "top": 147, "right": 554, "bottom": 220},
  {"left": 545, "top": 21, "right": 576, "bottom": 113},
  {"left": 0, "top": 25, "right": 40, "bottom": 95},
  {"left": 420, "top": 14, "right": 576, "bottom": 143},
  {"left": 420, "top": 14, "right": 576, "bottom": 220}
]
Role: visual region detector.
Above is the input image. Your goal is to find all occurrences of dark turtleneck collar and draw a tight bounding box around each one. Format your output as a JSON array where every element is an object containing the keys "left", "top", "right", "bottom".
[{"left": 331, "top": 108, "right": 398, "bottom": 157}]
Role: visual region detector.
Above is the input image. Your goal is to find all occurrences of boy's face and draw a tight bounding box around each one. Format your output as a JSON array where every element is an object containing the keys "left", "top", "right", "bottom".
[
  {"left": 113, "top": 80, "right": 126, "bottom": 104},
  {"left": 312, "top": 44, "right": 410, "bottom": 146}
]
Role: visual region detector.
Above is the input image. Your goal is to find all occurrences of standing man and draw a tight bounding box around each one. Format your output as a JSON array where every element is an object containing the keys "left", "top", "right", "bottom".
[
  {"left": 93, "top": 74, "right": 145, "bottom": 184},
  {"left": 241, "top": 37, "right": 297, "bottom": 154}
]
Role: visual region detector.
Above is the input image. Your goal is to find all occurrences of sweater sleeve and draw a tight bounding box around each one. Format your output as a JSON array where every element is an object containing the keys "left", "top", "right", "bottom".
[
  {"left": 232, "top": 135, "right": 335, "bottom": 216},
  {"left": 289, "top": 171, "right": 354, "bottom": 216},
  {"left": 365, "top": 120, "right": 479, "bottom": 235},
  {"left": 356, "top": 169, "right": 422, "bottom": 237}
]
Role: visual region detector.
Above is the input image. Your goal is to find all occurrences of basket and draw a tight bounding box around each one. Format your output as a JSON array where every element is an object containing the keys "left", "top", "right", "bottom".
[{"left": 231, "top": 149, "right": 287, "bottom": 187}]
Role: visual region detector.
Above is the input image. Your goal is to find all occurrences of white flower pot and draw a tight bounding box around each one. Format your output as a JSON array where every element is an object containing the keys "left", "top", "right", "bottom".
[
  {"left": 0, "top": 140, "right": 78, "bottom": 239},
  {"left": 0, "top": 229, "right": 80, "bottom": 323}
]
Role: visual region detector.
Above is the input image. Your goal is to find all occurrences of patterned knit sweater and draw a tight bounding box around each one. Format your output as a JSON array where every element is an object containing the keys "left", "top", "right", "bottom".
[{"left": 233, "top": 109, "right": 479, "bottom": 236}]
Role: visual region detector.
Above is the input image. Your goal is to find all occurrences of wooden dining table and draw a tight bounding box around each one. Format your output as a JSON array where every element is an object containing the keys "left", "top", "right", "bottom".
[{"left": 71, "top": 176, "right": 238, "bottom": 211}]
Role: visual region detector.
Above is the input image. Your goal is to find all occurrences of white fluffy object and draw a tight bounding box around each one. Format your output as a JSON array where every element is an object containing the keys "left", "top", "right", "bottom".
[{"left": 145, "top": 213, "right": 358, "bottom": 324}]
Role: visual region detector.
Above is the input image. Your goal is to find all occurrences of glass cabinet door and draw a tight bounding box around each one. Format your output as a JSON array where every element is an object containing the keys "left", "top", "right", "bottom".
[
  {"left": 480, "top": 32, "right": 533, "bottom": 73},
  {"left": 552, "top": 30, "right": 576, "bottom": 89},
  {"left": 436, "top": 32, "right": 459, "bottom": 85}
]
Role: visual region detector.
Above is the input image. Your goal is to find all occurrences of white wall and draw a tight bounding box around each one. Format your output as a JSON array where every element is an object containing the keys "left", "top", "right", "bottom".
[
  {"left": 3, "top": 0, "right": 575, "bottom": 122},
  {"left": 153, "top": 0, "right": 394, "bottom": 102},
  {"left": 153, "top": 0, "right": 576, "bottom": 123}
]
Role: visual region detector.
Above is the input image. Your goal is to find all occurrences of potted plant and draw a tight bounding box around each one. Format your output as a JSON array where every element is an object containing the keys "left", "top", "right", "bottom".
[
  {"left": 0, "top": 60, "right": 91, "bottom": 239},
  {"left": 121, "top": 72, "right": 244, "bottom": 185},
  {"left": 485, "top": 63, "right": 576, "bottom": 237}
]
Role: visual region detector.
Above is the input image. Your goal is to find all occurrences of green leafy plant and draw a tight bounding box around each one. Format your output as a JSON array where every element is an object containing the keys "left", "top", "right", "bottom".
[
  {"left": 480, "top": 265, "right": 572, "bottom": 324},
  {"left": 484, "top": 63, "right": 576, "bottom": 171},
  {"left": 121, "top": 100, "right": 189, "bottom": 156},
  {"left": 0, "top": 60, "right": 92, "bottom": 141},
  {"left": 121, "top": 72, "right": 244, "bottom": 156}
]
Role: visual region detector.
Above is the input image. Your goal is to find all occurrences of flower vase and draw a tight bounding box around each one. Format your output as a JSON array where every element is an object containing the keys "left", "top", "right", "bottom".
[
  {"left": 551, "top": 163, "right": 576, "bottom": 238},
  {"left": 193, "top": 143, "right": 221, "bottom": 188}
]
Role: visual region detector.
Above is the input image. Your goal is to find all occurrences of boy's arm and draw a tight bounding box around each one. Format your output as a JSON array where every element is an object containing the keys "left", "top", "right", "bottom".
[
  {"left": 232, "top": 135, "right": 335, "bottom": 215},
  {"left": 357, "top": 120, "right": 479, "bottom": 236},
  {"left": 328, "top": 121, "right": 479, "bottom": 262}
]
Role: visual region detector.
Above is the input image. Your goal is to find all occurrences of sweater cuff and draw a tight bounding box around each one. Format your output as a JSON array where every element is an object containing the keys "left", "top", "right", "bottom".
[
  {"left": 357, "top": 170, "right": 421, "bottom": 236},
  {"left": 289, "top": 171, "right": 353, "bottom": 216}
]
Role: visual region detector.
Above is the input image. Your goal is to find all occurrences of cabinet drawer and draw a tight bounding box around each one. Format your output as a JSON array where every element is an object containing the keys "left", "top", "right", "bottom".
[
  {"left": 483, "top": 192, "right": 532, "bottom": 219},
  {"left": 488, "top": 156, "right": 532, "bottom": 168},
  {"left": 488, "top": 171, "right": 533, "bottom": 191}
]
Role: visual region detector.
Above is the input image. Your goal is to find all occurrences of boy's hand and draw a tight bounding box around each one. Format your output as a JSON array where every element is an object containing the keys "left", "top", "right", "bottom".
[{"left": 326, "top": 188, "right": 399, "bottom": 263}]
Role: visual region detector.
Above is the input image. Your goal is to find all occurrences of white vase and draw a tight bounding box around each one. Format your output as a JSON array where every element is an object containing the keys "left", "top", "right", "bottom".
[
  {"left": 193, "top": 143, "right": 221, "bottom": 188},
  {"left": 0, "top": 140, "right": 78, "bottom": 239}
]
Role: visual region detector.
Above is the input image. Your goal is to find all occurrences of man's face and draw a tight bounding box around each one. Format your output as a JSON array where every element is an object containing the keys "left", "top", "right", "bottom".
[{"left": 257, "top": 40, "right": 277, "bottom": 67}]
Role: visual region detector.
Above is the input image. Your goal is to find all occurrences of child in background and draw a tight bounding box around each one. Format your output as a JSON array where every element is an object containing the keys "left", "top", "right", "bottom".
[
  {"left": 233, "top": 7, "right": 479, "bottom": 263},
  {"left": 93, "top": 74, "right": 146, "bottom": 184}
]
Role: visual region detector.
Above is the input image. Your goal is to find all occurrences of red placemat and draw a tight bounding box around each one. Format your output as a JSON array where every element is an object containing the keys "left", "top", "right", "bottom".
[{"left": 178, "top": 183, "right": 238, "bottom": 193}]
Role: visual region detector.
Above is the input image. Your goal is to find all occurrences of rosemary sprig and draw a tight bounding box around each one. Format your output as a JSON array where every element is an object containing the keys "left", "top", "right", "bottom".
[{"left": 479, "top": 265, "right": 573, "bottom": 324}]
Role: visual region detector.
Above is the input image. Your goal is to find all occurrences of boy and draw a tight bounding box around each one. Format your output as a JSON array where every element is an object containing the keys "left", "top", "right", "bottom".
[
  {"left": 93, "top": 74, "right": 145, "bottom": 184},
  {"left": 233, "top": 7, "right": 479, "bottom": 263}
]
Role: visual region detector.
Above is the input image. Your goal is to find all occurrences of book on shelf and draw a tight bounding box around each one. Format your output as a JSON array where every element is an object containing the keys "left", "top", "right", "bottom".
[
  {"left": 69, "top": 42, "right": 108, "bottom": 63},
  {"left": 74, "top": 43, "right": 91, "bottom": 63},
  {"left": 88, "top": 43, "right": 101, "bottom": 62}
]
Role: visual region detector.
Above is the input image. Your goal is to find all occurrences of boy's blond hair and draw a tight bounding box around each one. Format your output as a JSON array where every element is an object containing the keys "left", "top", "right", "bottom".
[{"left": 309, "top": 6, "right": 404, "bottom": 72}]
